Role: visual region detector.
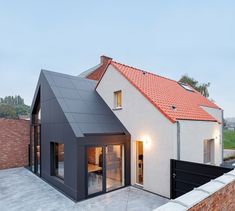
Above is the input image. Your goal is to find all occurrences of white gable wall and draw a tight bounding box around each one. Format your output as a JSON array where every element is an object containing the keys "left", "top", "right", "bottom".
[
  {"left": 179, "top": 120, "right": 222, "bottom": 165},
  {"left": 201, "top": 106, "right": 223, "bottom": 122},
  {"left": 97, "top": 65, "right": 177, "bottom": 198}
]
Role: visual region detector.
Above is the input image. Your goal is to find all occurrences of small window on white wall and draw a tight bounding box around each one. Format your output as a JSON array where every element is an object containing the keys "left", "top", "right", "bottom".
[
  {"left": 203, "top": 139, "right": 214, "bottom": 164},
  {"left": 114, "top": 90, "right": 122, "bottom": 109}
]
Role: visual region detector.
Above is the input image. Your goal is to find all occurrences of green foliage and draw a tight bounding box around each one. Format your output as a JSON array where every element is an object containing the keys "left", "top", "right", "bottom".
[
  {"left": 0, "top": 104, "right": 18, "bottom": 119},
  {"left": 15, "top": 104, "right": 30, "bottom": 116},
  {"left": 0, "top": 95, "right": 25, "bottom": 105},
  {"left": 224, "top": 130, "right": 235, "bottom": 149},
  {"left": 179, "top": 75, "right": 210, "bottom": 98},
  {"left": 0, "top": 95, "right": 30, "bottom": 119}
]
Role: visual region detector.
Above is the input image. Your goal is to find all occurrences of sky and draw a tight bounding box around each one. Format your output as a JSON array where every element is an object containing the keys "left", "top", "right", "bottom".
[{"left": 0, "top": 0, "right": 234, "bottom": 117}]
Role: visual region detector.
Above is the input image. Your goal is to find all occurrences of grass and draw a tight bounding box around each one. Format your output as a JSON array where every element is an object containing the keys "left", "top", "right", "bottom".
[{"left": 224, "top": 130, "right": 235, "bottom": 149}]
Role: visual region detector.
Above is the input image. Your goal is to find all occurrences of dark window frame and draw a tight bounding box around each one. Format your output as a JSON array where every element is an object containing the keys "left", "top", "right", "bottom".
[
  {"left": 85, "top": 143, "right": 125, "bottom": 198},
  {"left": 51, "top": 142, "right": 65, "bottom": 180}
]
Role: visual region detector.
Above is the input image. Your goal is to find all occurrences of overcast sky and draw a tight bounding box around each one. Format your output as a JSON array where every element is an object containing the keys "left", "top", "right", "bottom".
[{"left": 0, "top": 1, "right": 234, "bottom": 117}]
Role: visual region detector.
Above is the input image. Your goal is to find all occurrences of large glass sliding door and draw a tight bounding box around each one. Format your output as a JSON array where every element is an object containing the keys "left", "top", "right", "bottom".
[
  {"left": 87, "top": 147, "right": 103, "bottom": 195},
  {"left": 87, "top": 144, "right": 125, "bottom": 197},
  {"left": 106, "top": 145, "right": 124, "bottom": 191}
]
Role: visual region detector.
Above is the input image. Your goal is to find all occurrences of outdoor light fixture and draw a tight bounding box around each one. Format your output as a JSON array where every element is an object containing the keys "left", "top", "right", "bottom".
[{"left": 142, "top": 135, "right": 151, "bottom": 148}]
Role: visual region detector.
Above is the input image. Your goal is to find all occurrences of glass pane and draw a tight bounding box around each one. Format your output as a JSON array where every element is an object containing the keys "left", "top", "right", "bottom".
[
  {"left": 31, "top": 126, "right": 35, "bottom": 172},
  {"left": 106, "top": 145, "right": 125, "bottom": 191},
  {"left": 136, "top": 141, "right": 143, "bottom": 185},
  {"left": 36, "top": 126, "right": 41, "bottom": 174},
  {"left": 87, "top": 147, "right": 103, "bottom": 195},
  {"left": 54, "top": 143, "right": 64, "bottom": 179}
]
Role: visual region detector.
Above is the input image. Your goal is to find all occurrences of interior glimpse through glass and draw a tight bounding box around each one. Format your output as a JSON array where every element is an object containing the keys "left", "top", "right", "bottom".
[
  {"left": 106, "top": 145, "right": 125, "bottom": 191},
  {"left": 87, "top": 147, "right": 103, "bottom": 195},
  {"left": 136, "top": 141, "right": 143, "bottom": 185},
  {"left": 54, "top": 143, "right": 64, "bottom": 179},
  {"left": 36, "top": 125, "right": 41, "bottom": 175}
]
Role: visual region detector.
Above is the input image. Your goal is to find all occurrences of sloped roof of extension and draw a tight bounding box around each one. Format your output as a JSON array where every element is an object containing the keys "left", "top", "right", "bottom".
[
  {"left": 89, "top": 58, "right": 221, "bottom": 123},
  {"left": 41, "top": 70, "right": 128, "bottom": 137}
]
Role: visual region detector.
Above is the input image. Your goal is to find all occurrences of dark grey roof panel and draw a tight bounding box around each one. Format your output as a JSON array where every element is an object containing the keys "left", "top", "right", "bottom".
[{"left": 41, "top": 69, "right": 126, "bottom": 137}]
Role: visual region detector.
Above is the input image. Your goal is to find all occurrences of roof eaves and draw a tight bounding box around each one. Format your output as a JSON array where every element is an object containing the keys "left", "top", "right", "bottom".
[{"left": 176, "top": 117, "right": 219, "bottom": 123}]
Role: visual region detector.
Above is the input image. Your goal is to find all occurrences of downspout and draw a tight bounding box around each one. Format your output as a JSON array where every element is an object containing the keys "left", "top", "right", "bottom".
[
  {"left": 221, "top": 110, "right": 224, "bottom": 163},
  {"left": 177, "top": 121, "right": 181, "bottom": 160}
]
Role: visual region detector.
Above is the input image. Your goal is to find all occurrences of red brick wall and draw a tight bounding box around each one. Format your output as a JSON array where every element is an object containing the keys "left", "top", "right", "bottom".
[
  {"left": 0, "top": 118, "right": 30, "bottom": 169},
  {"left": 189, "top": 180, "right": 235, "bottom": 211}
]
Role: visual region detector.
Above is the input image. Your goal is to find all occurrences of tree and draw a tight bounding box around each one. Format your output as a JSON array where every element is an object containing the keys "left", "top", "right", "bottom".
[
  {"left": 179, "top": 74, "right": 210, "bottom": 98},
  {"left": 0, "top": 95, "right": 30, "bottom": 119},
  {"left": 0, "top": 104, "right": 18, "bottom": 119}
]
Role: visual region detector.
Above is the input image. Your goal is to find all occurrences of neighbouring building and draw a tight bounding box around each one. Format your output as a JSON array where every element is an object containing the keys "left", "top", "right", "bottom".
[{"left": 30, "top": 56, "right": 223, "bottom": 200}]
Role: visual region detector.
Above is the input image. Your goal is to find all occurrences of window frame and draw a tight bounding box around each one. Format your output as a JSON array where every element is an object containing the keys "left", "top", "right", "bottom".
[
  {"left": 51, "top": 142, "right": 65, "bottom": 180},
  {"left": 114, "top": 90, "right": 122, "bottom": 109}
]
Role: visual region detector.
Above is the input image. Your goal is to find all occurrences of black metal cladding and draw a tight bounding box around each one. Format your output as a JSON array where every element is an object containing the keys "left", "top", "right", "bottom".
[
  {"left": 42, "top": 69, "right": 128, "bottom": 137},
  {"left": 170, "top": 159, "right": 232, "bottom": 199},
  {"left": 30, "top": 70, "right": 131, "bottom": 201}
]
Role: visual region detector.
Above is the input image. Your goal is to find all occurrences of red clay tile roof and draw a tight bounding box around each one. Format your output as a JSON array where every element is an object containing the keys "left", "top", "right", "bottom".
[
  {"left": 106, "top": 61, "right": 221, "bottom": 123},
  {"left": 87, "top": 57, "right": 112, "bottom": 81}
]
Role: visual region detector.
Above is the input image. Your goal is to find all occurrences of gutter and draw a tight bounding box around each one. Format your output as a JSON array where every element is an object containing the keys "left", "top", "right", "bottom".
[{"left": 177, "top": 121, "right": 181, "bottom": 160}]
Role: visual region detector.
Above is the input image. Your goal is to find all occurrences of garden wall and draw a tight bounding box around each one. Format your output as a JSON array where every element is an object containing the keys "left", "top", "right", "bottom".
[
  {"left": 155, "top": 169, "right": 235, "bottom": 211},
  {"left": 0, "top": 118, "right": 30, "bottom": 169}
]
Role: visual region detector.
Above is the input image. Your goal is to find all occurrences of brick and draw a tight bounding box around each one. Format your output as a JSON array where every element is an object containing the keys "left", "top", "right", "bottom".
[
  {"left": 189, "top": 180, "right": 235, "bottom": 211},
  {"left": 0, "top": 118, "right": 30, "bottom": 169}
]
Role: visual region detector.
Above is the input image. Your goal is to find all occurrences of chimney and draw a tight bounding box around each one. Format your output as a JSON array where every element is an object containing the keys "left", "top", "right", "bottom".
[{"left": 100, "top": 55, "right": 112, "bottom": 64}]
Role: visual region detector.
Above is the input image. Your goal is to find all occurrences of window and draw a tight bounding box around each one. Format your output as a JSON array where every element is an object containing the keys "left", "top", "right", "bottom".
[
  {"left": 203, "top": 139, "right": 214, "bottom": 164},
  {"left": 114, "top": 90, "right": 122, "bottom": 108},
  {"left": 179, "top": 83, "right": 194, "bottom": 92},
  {"left": 52, "top": 143, "right": 64, "bottom": 179}
]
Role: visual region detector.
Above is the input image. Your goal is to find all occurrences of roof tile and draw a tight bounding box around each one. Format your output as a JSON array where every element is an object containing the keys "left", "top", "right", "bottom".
[{"left": 110, "top": 61, "right": 220, "bottom": 122}]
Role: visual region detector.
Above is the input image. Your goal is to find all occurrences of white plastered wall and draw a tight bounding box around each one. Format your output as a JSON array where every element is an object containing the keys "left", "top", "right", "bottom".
[
  {"left": 201, "top": 106, "right": 223, "bottom": 122},
  {"left": 179, "top": 120, "right": 222, "bottom": 165},
  {"left": 96, "top": 65, "right": 177, "bottom": 198}
]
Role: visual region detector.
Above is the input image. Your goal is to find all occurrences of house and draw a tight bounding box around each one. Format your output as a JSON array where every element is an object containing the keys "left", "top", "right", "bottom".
[
  {"left": 30, "top": 70, "right": 130, "bottom": 201},
  {"left": 30, "top": 56, "right": 223, "bottom": 200},
  {"left": 83, "top": 56, "right": 223, "bottom": 198}
]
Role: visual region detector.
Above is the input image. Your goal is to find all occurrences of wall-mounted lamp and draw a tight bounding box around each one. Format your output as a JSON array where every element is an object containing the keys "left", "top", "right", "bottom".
[{"left": 142, "top": 135, "right": 151, "bottom": 149}]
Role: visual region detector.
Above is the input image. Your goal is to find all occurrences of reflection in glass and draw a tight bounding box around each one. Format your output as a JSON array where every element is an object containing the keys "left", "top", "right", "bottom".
[
  {"left": 106, "top": 145, "right": 125, "bottom": 191},
  {"left": 31, "top": 126, "right": 35, "bottom": 172},
  {"left": 53, "top": 143, "right": 64, "bottom": 179},
  {"left": 36, "top": 125, "right": 40, "bottom": 174},
  {"left": 87, "top": 147, "right": 103, "bottom": 195}
]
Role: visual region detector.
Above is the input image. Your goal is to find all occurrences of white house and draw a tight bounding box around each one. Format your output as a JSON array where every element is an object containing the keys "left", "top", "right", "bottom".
[{"left": 81, "top": 56, "right": 223, "bottom": 198}]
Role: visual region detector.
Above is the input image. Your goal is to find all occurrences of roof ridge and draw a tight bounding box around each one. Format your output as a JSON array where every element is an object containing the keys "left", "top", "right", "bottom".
[{"left": 111, "top": 60, "right": 177, "bottom": 83}]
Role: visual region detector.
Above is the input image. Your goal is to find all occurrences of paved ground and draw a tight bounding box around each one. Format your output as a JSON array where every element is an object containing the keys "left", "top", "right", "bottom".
[{"left": 0, "top": 168, "right": 168, "bottom": 211}]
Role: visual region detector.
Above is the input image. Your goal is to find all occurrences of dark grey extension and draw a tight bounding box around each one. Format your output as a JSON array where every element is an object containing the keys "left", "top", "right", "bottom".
[{"left": 30, "top": 70, "right": 131, "bottom": 201}]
